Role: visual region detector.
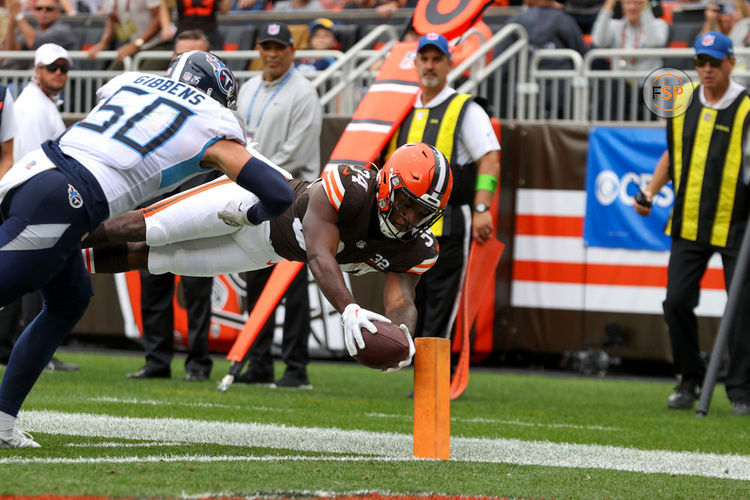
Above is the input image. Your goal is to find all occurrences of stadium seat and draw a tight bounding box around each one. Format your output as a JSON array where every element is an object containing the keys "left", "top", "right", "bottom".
[
  {"left": 664, "top": 22, "right": 702, "bottom": 69},
  {"left": 221, "top": 24, "right": 256, "bottom": 71},
  {"left": 333, "top": 24, "right": 359, "bottom": 52}
]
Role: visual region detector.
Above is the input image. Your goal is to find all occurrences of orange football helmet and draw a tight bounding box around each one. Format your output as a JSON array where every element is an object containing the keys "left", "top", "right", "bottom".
[{"left": 376, "top": 143, "right": 453, "bottom": 240}]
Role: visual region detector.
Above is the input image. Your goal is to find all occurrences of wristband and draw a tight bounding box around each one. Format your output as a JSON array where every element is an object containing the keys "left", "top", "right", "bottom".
[
  {"left": 14, "top": 12, "right": 24, "bottom": 22},
  {"left": 475, "top": 174, "right": 498, "bottom": 193}
]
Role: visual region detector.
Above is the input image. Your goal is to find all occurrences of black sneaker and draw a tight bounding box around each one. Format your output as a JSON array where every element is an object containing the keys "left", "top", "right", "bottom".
[
  {"left": 272, "top": 373, "right": 312, "bottom": 390},
  {"left": 126, "top": 366, "right": 171, "bottom": 379},
  {"left": 184, "top": 370, "right": 209, "bottom": 382},
  {"left": 45, "top": 357, "right": 79, "bottom": 372},
  {"left": 235, "top": 371, "right": 274, "bottom": 385},
  {"left": 668, "top": 379, "right": 700, "bottom": 410},
  {"left": 732, "top": 401, "right": 750, "bottom": 416}
]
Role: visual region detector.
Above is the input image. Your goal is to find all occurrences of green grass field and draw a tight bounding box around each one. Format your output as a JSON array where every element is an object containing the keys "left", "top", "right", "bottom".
[{"left": 1, "top": 351, "right": 749, "bottom": 499}]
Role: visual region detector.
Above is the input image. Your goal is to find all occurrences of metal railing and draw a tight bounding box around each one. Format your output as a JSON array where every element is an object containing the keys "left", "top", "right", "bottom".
[{"left": 451, "top": 22, "right": 529, "bottom": 120}]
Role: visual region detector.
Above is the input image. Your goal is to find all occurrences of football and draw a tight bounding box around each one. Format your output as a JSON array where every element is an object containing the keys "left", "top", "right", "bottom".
[{"left": 353, "top": 320, "right": 411, "bottom": 370}]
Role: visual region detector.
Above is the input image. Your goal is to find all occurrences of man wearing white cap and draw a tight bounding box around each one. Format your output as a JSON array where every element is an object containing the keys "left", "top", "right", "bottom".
[
  {"left": 14, "top": 43, "right": 71, "bottom": 161},
  {"left": 5, "top": 43, "right": 78, "bottom": 373}
]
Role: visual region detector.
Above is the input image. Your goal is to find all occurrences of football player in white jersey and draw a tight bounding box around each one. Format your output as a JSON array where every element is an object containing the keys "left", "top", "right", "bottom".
[{"left": 0, "top": 51, "right": 294, "bottom": 448}]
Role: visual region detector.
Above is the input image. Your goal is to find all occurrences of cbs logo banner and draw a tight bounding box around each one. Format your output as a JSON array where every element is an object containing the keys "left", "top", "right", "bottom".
[{"left": 584, "top": 127, "right": 674, "bottom": 251}]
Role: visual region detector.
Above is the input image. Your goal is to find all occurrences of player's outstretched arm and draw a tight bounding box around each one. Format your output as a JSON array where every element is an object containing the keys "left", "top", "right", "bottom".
[
  {"left": 381, "top": 271, "right": 418, "bottom": 372},
  {"left": 303, "top": 183, "right": 356, "bottom": 312},
  {"left": 383, "top": 272, "right": 419, "bottom": 335},
  {"left": 203, "top": 140, "right": 294, "bottom": 225}
]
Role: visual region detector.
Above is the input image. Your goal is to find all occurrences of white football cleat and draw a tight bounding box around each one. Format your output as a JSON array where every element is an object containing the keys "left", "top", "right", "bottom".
[{"left": 0, "top": 424, "right": 40, "bottom": 448}]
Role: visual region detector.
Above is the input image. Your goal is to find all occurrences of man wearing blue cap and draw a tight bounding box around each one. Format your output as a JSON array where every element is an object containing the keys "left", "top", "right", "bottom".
[
  {"left": 386, "top": 33, "right": 500, "bottom": 347},
  {"left": 635, "top": 31, "right": 750, "bottom": 415}
]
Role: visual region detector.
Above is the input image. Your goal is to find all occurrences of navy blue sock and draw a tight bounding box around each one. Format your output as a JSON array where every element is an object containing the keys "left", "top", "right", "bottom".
[{"left": 0, "top": 295, "right": 89, "bottom": 417}]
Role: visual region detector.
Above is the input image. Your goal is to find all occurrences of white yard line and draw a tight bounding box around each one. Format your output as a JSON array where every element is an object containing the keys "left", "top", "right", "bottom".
[
  {"left": 6, "top": 410, "right": 749, "bottom": 481},
  {"left": 89, "top": 396, "right": 288, "bottom": 412},
  {"left": 65, "top": 441, "right": 183, "bottom": 448}
]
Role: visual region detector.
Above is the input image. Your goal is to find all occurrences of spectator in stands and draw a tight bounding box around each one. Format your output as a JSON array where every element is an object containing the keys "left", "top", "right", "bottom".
[
  {"left": 337, "top": 0, "right": 414, "bottom": 14},
  {"left": 87, "top": 0, "right": 172, "bottom": 70},
  {"left": 634, "top": 32, "right": 750, "bottom": 416},
  {"left": 235, "top": 22, "right": 322, "bottom": 389},
  {"left": 496, "top": 0, "right": 586, "bottom": 118},
  {"left": 5, "top": 0, "right": 76, "bottom": 52},
  {"left": 158, "top": 0, "right": 230, "bottom": 54},
  {"left": 230, "top": 0, "right": 267, "bottom": 11},
  {"left": 297, "top": 18, "right": 337, "bottom": 73},
  {"left": 0, "top": 43, "right": 78, "bottom": 373},
  {"left": 273, "top": 0, "right": 324, "bottom": 11},
  {"left": 562, "top": 0, "right": 605, "bottom": 34},
  {"left": 126, "top": 34, "right": 216, "bottom": 382},
  {"left": 701, "top": 1, "right": 736, "bottom": 36},
  {"left": 387, "top": 33, "right": 500, "bottom": 365},
  {"left": 591, "top": 0, "right": 668, "bottom": 72},
  {"left": 730, "top": 1, "right": 750, "bottom": 79}
]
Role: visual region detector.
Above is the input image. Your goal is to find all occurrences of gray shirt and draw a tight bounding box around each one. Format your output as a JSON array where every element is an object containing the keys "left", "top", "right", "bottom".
[
  {"left": 28, "top": 21, "right": 76, "bottom": 50},
  {"left": 237, "top": 67, "right": 322, "bottom": 181},
  {"left": 591, "top": 9, "right": 669, "bottom": 72},
  {"left": 499, "top": 7, "right": 586, "bottom": 70}
]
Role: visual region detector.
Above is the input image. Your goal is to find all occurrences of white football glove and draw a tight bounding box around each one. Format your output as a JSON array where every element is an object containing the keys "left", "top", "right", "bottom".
[
  {"left": 341, "top": 303, "right": 390, "bottom": 356},
  {"left": 382, "top": 324, "right": 416, "bottom": 373},
  {"left": 218, "top": 201, "right": 253, "bottom": 227}
]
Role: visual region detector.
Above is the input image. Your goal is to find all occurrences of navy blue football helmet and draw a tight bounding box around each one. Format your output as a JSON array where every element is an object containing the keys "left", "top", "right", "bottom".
[{"left": 166, "top": 51, "right": 238, "bottom": 110}]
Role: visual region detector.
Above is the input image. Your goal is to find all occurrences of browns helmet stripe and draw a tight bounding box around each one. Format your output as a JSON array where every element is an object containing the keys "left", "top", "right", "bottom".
[{"left": 427, "top": 145, "right": 450, "bottom": 196}]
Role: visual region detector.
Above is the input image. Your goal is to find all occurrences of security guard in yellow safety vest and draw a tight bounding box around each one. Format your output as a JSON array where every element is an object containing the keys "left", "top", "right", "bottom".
[
  {"left": 386, "top": 33, "right": 501, "bottom": 341},
  {"left": 635, "top": 31, "right": 750, "bottom": 415}
]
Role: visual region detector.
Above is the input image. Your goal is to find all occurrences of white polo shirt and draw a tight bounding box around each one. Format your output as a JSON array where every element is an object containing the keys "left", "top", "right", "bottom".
[
  {"left": 413, "top": 85, "right": 500, "bottom": 166},
  {"left": 13, "top": 80, "right": 65, "bottom": 161}
]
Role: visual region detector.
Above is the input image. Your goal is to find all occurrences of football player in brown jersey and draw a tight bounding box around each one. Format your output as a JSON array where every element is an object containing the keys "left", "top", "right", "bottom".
[{"left": 81, "top": 143, "right": 453, "bottom": 370}]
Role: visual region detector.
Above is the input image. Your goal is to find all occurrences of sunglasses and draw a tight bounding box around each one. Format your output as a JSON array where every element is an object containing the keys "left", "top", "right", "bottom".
[
  {"left": 42, "top": 63, "right": 69, "bottom": 73},
  {"left": 693, "top": 56, "right": 725, "bottom": 68},
  {"left": 35, "top": 6, "right": 57, "bottom": 11}
]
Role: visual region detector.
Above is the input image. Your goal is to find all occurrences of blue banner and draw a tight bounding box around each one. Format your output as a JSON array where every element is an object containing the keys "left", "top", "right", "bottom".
[{"left": 584, "top": 127, "right": 673, "bottom": 251}]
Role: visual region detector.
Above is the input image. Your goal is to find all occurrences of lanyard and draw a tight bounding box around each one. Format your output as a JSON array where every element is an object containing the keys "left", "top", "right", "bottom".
[{"left": 244, "top": 69, "right": 293, "bottom": 137}]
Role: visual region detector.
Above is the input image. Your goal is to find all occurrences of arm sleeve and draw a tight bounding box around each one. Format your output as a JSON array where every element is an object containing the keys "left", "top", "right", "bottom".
[
  {"left": 236, "top": 156, "right": 295, "bottom": 225},
  {"left": 591, "top": 10, "right": 614, "bottom": 47}
]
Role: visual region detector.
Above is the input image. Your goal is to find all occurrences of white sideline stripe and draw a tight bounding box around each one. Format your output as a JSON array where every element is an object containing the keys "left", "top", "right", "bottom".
[
  {"left": 0, "top": 454, "right": 414, "bottom": 465},
  {"left": 14, "top": 410, "right": 750, "bottom": 481},
  {"left": 90, "top": 396, "right": 288, "bottom": 412},
  {"left": 65, "top": 441, "right": 182, "bottom": 448},
  {"left": 364, "top": 413, "right": 619, "bottom": 431}
]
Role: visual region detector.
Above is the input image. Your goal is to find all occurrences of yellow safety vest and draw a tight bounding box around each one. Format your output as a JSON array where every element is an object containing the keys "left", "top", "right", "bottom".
[{"left": 667, "top": 89, "right": 750, "bottom": 248}]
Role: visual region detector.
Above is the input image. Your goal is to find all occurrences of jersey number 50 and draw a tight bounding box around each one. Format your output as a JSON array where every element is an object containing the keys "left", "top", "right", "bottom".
[{"left": 75, "top": 86, "right": 194, "bottom": 157}]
